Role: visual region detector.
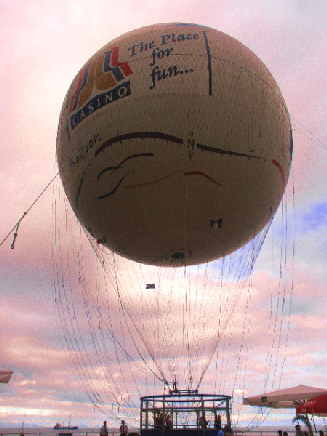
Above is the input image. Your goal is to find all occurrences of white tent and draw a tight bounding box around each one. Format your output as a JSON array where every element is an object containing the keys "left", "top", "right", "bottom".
[
  {"left": 243, "top": 385, "right": 327, "bottom": 409},
  {"left": 0, "top": 370, "right": 13, "bottom": 384}
]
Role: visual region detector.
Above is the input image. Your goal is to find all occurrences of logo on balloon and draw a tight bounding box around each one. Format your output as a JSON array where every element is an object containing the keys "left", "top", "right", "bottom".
[{"left": 69, "top": 47, "right": 133, "bottom": 130}]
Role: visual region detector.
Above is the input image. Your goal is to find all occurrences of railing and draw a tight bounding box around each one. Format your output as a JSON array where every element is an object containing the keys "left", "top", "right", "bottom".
[
  {"left": 233, "top": 432, "right": 325, "bottom": 436},
  {"left": 1, "top": 431, "right": 326, "bottom": 436},
  {"left": 0, "top": 432, "right": 119, "bottom": 436}
]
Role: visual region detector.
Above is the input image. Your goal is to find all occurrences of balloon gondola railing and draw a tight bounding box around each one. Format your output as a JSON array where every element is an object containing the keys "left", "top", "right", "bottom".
[{"left": 140, "top": 389, "right": 232, "bottom": 436}]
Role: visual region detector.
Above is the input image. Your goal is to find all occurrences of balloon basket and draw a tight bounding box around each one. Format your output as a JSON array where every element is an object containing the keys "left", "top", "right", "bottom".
[{"left": 140, "top": 390, "right": 232, "bottom": 435}]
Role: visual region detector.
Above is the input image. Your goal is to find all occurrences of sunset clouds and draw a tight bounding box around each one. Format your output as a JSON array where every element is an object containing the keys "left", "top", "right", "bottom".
[{"left": 1, "top": 0, "right": 327, "bottom": 429}]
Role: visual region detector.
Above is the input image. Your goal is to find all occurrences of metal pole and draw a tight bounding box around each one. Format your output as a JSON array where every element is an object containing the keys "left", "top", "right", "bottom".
[
  {"left": 226, "top": 398, "right": 231, "bottom": 429},
  {"left": 145, "top": 400, "right": 149, "bottom": 430},
  {"left": 140, "top": 398, "right": 143, "bottom": 432}
]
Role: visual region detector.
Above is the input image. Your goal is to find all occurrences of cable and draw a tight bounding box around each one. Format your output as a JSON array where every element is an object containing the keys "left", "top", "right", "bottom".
[{"left": 0, "top": 171, "right": 59, "bottom": 249}]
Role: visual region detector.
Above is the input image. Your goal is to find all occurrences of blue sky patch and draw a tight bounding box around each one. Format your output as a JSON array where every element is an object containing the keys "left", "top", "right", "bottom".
[{"left": 300, "top": 201, "right": 327, "bottom": 232}]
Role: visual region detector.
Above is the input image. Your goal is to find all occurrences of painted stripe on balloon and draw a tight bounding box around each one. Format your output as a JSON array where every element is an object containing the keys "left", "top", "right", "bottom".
[
  {"left": 97, "top": 175, "right": 128, "bottom": 199},
  {"left": 95, "top": 131, "right": 264, "bottom": 160},
  {"left": 88, "top": 131, "right": 268, "bottom": 200},
  {"left": 202, "top": 32, "right": 213, "bottom": 96},
  {"left": 123, "top": 170, "right": 180, "bottom": 189},
  {"left": 196, "top": 142, "right": 263, "bottom": 160},
  {"left": 95, "top": 132, "right": 183, "bottom": 157},
  {"left": 272, "top": 159, "right": 285, "bottom": 185},
  {"left": 75, "top": 175, "right": 85, "bottom": 208},
  {"left": 122, "top": 170, "right": 221, "bottom": 190},
  {"left": 184, "top": 171, "right": 221, "bottom": 186},
  {"left": 97, "top": 153, "right": 154, "bottom": 181}
]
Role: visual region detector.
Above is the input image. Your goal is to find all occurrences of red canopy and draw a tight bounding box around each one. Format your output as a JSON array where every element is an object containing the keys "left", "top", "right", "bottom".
[
  {"left": 297, "top": 393, "right": 327, "bottom": 416},
  {"left": 243, "top": 385, "right": 327, "bottom": 409},
  {"left": 0, "top": 370, "right": 13, "bottom": 383}
]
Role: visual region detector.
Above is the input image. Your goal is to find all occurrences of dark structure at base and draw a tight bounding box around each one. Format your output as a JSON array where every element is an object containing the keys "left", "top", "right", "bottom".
[
  {"left": 140, "top": 389, "right": 232, "bottom": 436},
  {"left": 142, "top": 430, "right": 222, "bottom": 436}
]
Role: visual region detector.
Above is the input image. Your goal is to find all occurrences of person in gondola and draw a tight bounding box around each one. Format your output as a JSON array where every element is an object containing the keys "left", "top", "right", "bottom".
[
  {"left": 165, "top": 413, "right": 173, "bottom": 430},
  {"left": 160, "top": 412, "right": 166, "bottom": 430},
  {"left": 153, "top": 411, "right": 160, "bottom": 430},
  {"left": 199, "top": 415, "right": 208, "bottom": 430},
  {"left": 154, "top": 412, "right": 166, "bottom": 430},
  {"left": 100, "top": 421, "right": 108, "bottom": 436},
  {"left": 223, "top": 424, "right": 232, "bottom": 436},
  {"left": 214, "top": 414, "right": 222, "bottom": 430},
  {"left": 120, "top": 420, "right": 128, "bottom": 436}
]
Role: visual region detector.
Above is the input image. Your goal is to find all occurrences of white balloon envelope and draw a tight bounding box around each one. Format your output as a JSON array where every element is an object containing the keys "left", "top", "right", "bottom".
[{"left": 57, "top": 23, "right": 292, "bottom": 266}]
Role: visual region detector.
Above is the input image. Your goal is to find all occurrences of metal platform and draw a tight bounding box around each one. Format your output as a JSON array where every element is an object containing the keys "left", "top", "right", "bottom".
[{"left": 140, "top": 389, "right": 232, "bottom": 435}]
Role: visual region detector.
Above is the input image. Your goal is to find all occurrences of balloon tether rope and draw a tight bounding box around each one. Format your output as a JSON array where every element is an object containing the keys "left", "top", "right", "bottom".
[{"left": 0, "top": 172, "right": 59, "bottom": 249}]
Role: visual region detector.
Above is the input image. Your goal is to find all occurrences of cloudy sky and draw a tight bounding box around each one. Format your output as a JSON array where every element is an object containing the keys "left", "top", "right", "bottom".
[{"left": 1, "top": 0, "right": 327, "bottom": 430}]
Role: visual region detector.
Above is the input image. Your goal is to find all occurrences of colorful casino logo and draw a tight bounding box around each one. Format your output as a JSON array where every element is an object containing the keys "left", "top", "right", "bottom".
[{"left": 69, "top": 47, "right": 133, "bottom": 129}]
